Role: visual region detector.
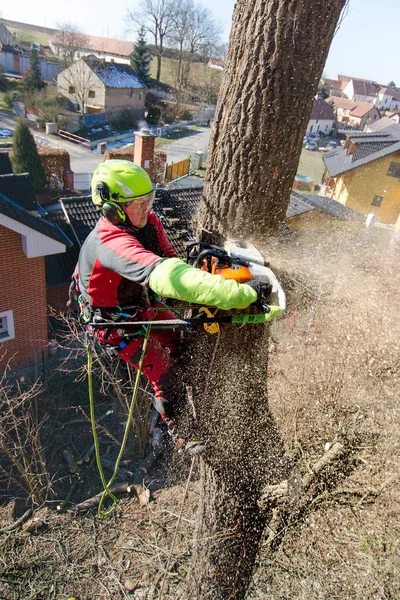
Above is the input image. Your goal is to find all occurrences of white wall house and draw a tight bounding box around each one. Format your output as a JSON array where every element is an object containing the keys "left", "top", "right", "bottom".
[
  {"left": 342, "top": 78, "right": 380, "bottom": 105},
  {"left": 50, "top": 34, "right": 134, "bottom": 66},
  {"left": 306, "top": 98, "right": 335, "bottom": 136},
  {"left": 376, "top": 88, "right": 400, "bottom": 111}
]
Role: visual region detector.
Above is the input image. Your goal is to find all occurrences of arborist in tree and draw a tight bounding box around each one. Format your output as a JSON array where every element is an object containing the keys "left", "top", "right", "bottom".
[{"left": 74, "top": 159, "right": 262, "bottom": 452}]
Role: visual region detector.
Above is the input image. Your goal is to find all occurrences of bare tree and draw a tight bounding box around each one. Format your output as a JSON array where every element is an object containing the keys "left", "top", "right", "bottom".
[
  {"left": 126, "top": 0, "right": 175, "bottom": 82},
  {"left": 57, "top": 58, "right": 97, "bottom": 114},
  {"left": 167, "top": 0, "right": 194, "bottom": 89},
  {"left": 54, "top": 22, "right": 89, "bottom": 68},
  {"left": 181, "top": 3, "right": 222, "bottom": 87},
  {"left": 176, "top": 0, "right": 348, "bottom": 598}
]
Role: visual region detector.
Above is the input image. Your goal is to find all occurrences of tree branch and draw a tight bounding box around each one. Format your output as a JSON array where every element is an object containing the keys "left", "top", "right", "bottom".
[{"left": 258, "top": 442, "right": 345, "bottom": 508}]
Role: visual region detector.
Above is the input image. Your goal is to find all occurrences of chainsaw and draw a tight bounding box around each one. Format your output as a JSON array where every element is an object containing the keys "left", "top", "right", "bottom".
[
  {"left": 186, "top": 239, "right": 286, "bottom": 312},
  {"left": 88, "top": 240, "right": 285, "bottom": 334}
]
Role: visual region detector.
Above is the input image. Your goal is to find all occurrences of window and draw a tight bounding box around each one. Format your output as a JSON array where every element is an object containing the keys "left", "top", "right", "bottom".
[
  {"left": 372, "top": 195, "right": 383, "bottom": 207},
  {"left": 387, "top": 162, "right": 400, "bottom": 178},
  {"left": 88, "top": 90, "right": 95, "bottom": 98},
  {"left": 68, "top": 86, "right": 75, "bottom": 94},
  {"left": 0, "top": 310, "right": 15, "bottom": 341}
]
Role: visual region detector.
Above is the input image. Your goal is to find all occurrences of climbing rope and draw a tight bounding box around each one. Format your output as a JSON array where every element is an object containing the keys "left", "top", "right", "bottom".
[{"left": 86, "top": 325, "right": 152, "bottom": 517}]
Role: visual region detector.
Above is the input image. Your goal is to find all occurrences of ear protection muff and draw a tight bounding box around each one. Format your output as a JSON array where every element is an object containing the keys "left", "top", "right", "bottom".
[
  {"left": 101, "top": 201, "right": 126, "bottom": 225},
  {"left": 96, "top": 181, "right": 125, "bottom": 224}
]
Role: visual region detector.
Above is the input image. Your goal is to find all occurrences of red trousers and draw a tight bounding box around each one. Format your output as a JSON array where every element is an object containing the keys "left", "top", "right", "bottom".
[{"left": 96, "top": 306, "right": 185, "bottom": 421}]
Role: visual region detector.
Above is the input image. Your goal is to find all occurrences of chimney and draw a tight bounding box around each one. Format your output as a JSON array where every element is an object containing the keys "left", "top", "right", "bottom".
[{"left": 134, "top": 130, "right": 156, "bottom": 180}]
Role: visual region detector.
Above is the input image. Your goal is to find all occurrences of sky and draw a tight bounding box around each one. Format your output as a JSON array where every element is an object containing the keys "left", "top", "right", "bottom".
[{"left": 1, "top": 0, "right": 399, "bottom": 86}]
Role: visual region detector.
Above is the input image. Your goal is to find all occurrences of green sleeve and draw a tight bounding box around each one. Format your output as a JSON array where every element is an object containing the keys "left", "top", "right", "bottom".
[{"left": 148, "top": 257, "right": 257, "bottom": 310}]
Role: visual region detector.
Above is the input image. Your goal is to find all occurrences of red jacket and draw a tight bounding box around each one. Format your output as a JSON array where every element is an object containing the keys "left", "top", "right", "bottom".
[{"left": 75, "top": 211, "right": 176, "bottom": 308}]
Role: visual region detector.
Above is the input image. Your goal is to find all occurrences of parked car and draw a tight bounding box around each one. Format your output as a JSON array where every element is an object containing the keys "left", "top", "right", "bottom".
[
  {"left": 305, "top": 141, "right": 319, "bottom": 151},
  {"left": 324, "top": 141, "right": 337, "bottom": 151}
]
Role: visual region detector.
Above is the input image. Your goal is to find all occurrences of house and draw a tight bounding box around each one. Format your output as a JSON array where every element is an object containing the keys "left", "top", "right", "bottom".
[
  {"left": 323, "top": 77, "right": 346, "bottom": 97},
  {"left": 388, "top": 112, "right": 400, "bottom": 125},
  {"left": 341, "top": 77, "right": 380, "bottom": 104},
  {"left": 323, "top": 73, "right": 400, "bottom": 112},
  {"left": 57, "top": 55, "right": 146, "bottom": 117},
  {"left": 366, "top": 116, "right": 400, "bottom": 132},
  {"left": 208, "top": 58, "right": 224, "bottom": 71},
  {"left": 0, "top": 20, "right": 59, "bottom": 81},
  {"left": 375, "top": 87, "right": 400, "bottom": 112},
  {"left": 286, "top": 191, "right": 364, "bottom": 230},
  {"left": 326, "top": 96, "right": 381, "bottom": 130},
  {"left": 306, "top": 98, "right": 335, "bottom": 136},
  {"left": 0, "top": 174, "right": 71, "bottom": 372},
  {"left": 321, "top": 124, "right": 400, "bottom": 226},
  {"left": 49, "top": 33, "right": 134, "bottom": 66}
]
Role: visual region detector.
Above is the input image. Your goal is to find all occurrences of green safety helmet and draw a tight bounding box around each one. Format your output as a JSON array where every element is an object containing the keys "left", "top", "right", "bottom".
[{"left": 91, "top": 159, "right": 155, "bottom": 224}]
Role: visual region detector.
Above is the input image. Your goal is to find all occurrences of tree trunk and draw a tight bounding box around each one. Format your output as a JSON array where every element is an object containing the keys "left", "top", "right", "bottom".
[
  {"left": 156, "top": 52, "right": 162, "bottom": 82},
  {"left": 182, "top": 1, "right": 347, "bottom": 598},
  {"left": 181, "top": 316, "right": 288, "bottom": 599},
  {"left": 197, "top": 0, "right": 347, "bottom": 238}
]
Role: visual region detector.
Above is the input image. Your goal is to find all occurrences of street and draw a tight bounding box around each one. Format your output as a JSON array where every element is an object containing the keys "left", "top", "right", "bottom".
[{"left": 0, "top": 110, "right": 211, "bottom": 174}]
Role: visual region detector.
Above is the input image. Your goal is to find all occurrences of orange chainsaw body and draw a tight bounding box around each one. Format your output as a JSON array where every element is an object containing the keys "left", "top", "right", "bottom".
[{"left": 200, "top": 257, "right": 253, "bottom": 283}]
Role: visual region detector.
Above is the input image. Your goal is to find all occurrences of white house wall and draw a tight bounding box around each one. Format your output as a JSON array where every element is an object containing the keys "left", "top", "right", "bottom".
[
  {"left": 0, "top": 215, "right": 66, "bottom": 258},
  {"left": 307, "top": 119, "right": 334, "bottom": 135}
]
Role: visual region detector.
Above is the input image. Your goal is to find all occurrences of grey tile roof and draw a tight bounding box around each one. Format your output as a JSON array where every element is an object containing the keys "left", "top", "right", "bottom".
[
  {"left": 0, "top": 173, "right": 36, "bottom": 211},
  {"left": 324, "top": 124, "right": 400, "bottom": 177},
  {"left": 0, "top": 153, "right": 12, "bottom": 175},
  {"left": 84, "top": 57, "right": 145, "bottom": 89},
  {"left": 0, "top": 193, "right": 72, "bottom": 245},
  {"left": 367, "top": 117, "right": 399, "bottom": 132},
  {"left": 293, "top": 192, "right": 364, "bottom": 221},
  {"left": 286, "top": 193, "right": 314, "bottom": 218}
]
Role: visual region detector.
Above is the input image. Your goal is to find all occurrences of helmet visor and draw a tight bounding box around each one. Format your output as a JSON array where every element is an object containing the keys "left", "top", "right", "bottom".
[{"left": 120, "top": 187, "right": 156, "bottom": 210}]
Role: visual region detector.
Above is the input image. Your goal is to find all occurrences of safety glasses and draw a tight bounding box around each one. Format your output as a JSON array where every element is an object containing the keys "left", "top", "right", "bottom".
[{"left": 121, "top": 188, "right": 155, "bottom": 210}]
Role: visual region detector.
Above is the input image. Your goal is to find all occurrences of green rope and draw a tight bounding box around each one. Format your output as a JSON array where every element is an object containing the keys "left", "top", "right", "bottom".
[{"left": 86, "top": 325, "right": 152, "bottom": 517}]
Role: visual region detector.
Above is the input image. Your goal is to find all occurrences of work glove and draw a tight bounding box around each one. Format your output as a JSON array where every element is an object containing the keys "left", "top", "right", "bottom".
[{"left": 246, "top": 281, "right": 273, "bottom": 312}]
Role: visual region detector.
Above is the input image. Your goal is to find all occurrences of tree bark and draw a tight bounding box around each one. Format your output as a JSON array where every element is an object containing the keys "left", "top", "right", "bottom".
[
  {"left": 197, "top": 0, "right": 347, "bottom": 238},
  {"left": 182, "top": 1, "right": 347, "bottom": 598},
  {"left": 182, "top": 317, "right": 288, "bottom": 599}
]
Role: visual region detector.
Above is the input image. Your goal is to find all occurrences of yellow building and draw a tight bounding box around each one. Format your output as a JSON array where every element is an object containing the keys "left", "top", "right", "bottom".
[{"left": 322, "top": 125, "right": 400, "bottom": 227}]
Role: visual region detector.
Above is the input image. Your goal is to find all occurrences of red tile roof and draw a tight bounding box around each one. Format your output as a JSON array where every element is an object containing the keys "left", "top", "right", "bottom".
[
  {"left": 50, "top": 33, "right": 134, "bottom": 57},
  {"left": 327, "top": 96, "right": 379, "bottom": 118}
]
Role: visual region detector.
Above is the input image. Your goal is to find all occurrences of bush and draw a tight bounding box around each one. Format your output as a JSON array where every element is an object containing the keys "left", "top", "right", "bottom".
[
  {"left": 108, "top": 109, "right": 138, "bottom": 131},
  {"left": 3, "top": 90, "right": 21, "bottom": 109},
  {"left": 146, "top": 105, "right": 162, "bottom": 125},
  {"left": 11, "top": 120, "right": 47, "bottom": 192}
]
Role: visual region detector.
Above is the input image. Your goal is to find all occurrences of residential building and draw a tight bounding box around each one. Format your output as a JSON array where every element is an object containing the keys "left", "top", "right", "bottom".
[
  {"left": 375, "top": 87, "right": 400, "bottom": 111},
  {"left": 326, "top": 97, "right": 380, "bottom": 130},
  {"left": 0, "top": 174, "right": 70, "bottom": 372},
  {"left": 366, "top": 116, "right": 400, "bottom": 132},
  {"left": 321, "top": 124, "right": 400, "bottom": 226},
  {"left": 0, "top": 21, "right": 59, "bottom": 81},
  {"left": 49, "top": 33, "right": 134, "bottom": 66},
  {"left": 286, "top": 191, "right": 364, "bottom": 230},
  {"left": 388, "top": 112, "right": 400, "bottom": 125},
  {"left": 57, "top": 56, "right": 146, "bottom": 117},
  {"left": 208, "top": 58, "right": 224, "bottom": 71},
  {"left": 306, "top": 98, "right": 335, "bottom": 136},
  {"left": 341, "top": 77, "right": 380, "bottom": 104},
  {"left": 323, "top": 77, "right": 345, "bottom": 97}
]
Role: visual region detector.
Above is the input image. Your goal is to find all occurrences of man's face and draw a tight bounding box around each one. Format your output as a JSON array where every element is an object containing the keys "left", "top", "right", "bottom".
[{"left": 122, "top": 197, "right": 151, "bottom": 228}]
